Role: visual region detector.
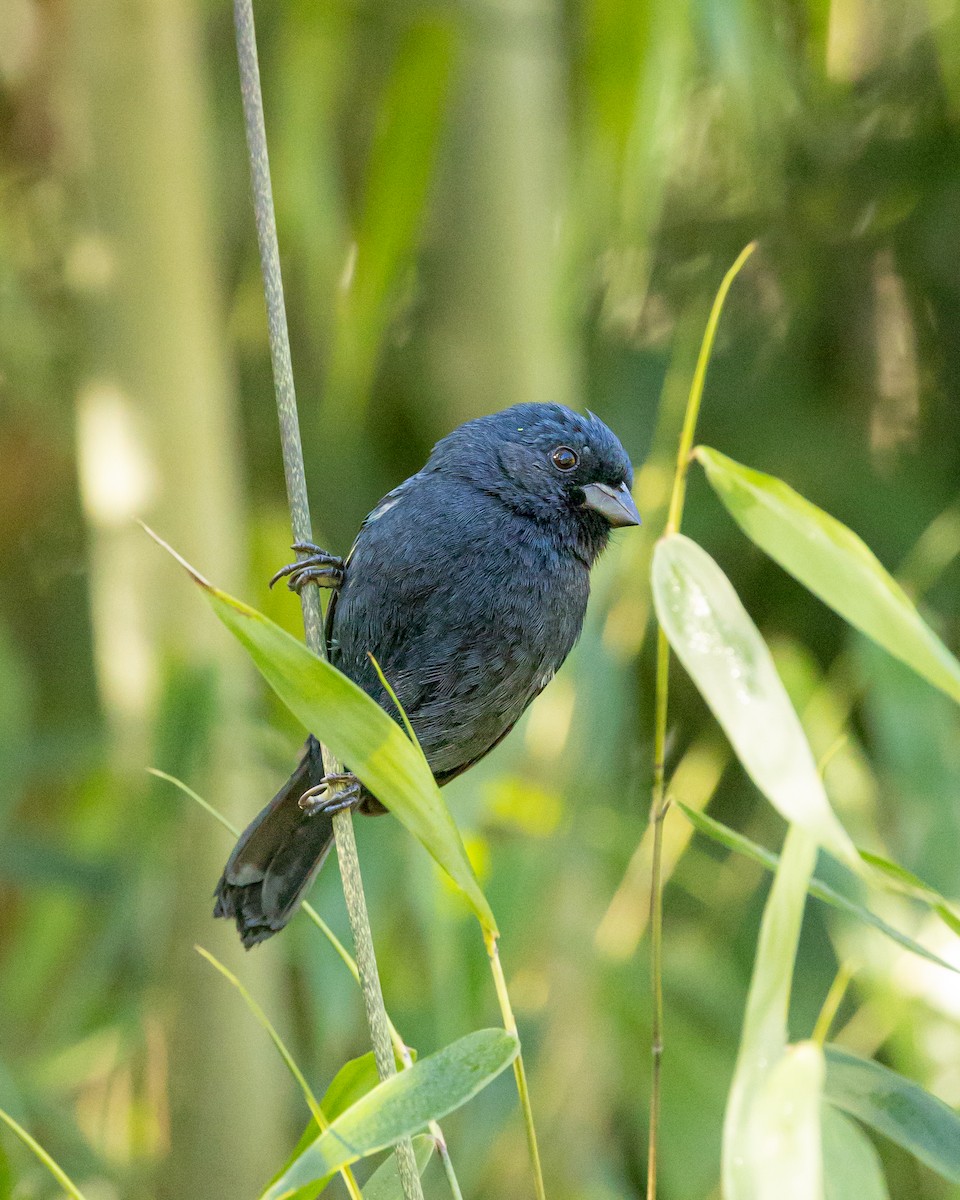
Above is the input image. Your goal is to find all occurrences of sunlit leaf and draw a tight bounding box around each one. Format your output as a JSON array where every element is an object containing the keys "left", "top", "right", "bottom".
[
  {"left": 260, "top": 1029, "right": 518, "bottom": 1200},
  {"left": 678, "top": 804, "right": 959, "bottom": 973},
  {"left": 824, "top": 1046, "right": 960, "bottom": 1182},
  {"left": 146, "top": 528, "right": 496, "bottom": 933},
  {"left": 265, "top": 1053, "right": 383, "bottom": 1200},
  {"left": 748, "top": 1041, "right": 825, "bottom": 1200},
  {"left": 362, "top": 1135, "right": 435, "bottom": 1199},
  {"left": 652, "top": 534, "right": 859, "bottom": 870},
  {"left": 822, "top": 1108, "right": 889, "bottom": 1200},
  {"left": 695, "top": 447, "right": 960, "bottom": 707},
  {"left": 723, "top": 826, "right": 819, "bottom": 1199}
]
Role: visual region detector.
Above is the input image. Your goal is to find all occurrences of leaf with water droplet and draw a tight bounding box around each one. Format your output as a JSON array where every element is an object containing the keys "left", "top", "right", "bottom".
[{"left": 652, "top": 534, "right": 859, "bottom": 870}]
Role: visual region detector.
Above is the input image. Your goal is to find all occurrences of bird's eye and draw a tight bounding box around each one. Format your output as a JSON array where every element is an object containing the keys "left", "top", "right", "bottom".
[{"left": 551, "top": 446, "right": 579, "bottom": 471}]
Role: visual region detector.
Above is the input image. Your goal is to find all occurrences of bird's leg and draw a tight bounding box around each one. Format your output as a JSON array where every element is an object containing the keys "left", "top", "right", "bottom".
[
  {"left": 269, "top": 541, "right": 345, "bottom": 594},
  {"left": 298, "top": 771, "right": 362, "bottom": 816}
]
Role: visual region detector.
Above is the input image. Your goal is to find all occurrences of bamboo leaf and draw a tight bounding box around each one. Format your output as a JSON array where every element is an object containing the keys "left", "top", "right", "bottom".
[
  {"left": 261, "top": 1030, "right": 518, "bottom": 1200},
  {"left": 652, "top": 534, "right": 859, "bottom": 870},
  {"left": 824, "top": 1046, "right": 960, "bottom": 1182},
  {"left": 678, "top": 803, "right": 959, "bottom": 973},
  {"left": 265, "top": 1053, "right": 383, "bottom": 1200},
  {"left": 695, "top": 447, "right": 960, "bottom": 707},
  {"left": 822, "top": 1108, "right": 889, "bottom": 1200},
  {"left": 858, "top": 850, "right": 960, "bottom": 936},
  {"left": 722, "top": 826, "right": 819, "bottom": 1199},
  {"left": 362, "top": 1135, "right": 435, "bottom": 1199},
  {"left": 748, "top": 1042, "right": 825, "bottom": 1200},
  {"left": 145, "top": 528, "right": 496, "bottom": 933}
]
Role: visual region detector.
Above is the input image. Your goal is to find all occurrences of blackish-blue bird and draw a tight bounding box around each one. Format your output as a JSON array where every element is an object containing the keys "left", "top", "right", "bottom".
[{"left": 215, "top": 402, "right": 640, "bottom": 945}]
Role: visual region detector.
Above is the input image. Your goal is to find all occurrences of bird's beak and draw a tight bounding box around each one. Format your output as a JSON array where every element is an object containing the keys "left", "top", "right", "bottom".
[{"left": 581, "top": 481, "right": 642, "bottom": 528}]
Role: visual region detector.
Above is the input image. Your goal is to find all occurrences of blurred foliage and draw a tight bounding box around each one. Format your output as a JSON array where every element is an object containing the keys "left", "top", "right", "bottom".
[{"left": 3, "top": 0, "right": 960, "bottom": 1196}]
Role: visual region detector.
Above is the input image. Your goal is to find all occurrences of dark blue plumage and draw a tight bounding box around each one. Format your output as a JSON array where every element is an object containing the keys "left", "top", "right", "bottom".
[{"left": 215, "top": 403, "right": 639, "bottom": 945}]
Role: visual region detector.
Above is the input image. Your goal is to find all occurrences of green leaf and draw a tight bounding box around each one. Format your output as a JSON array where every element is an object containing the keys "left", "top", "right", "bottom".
[
  {"left": 362, "top": 1135, "right": 435, "bottom": 1199},
  {"left": 694, "top": 447, "right": 960, "bottom": 707},
  {"left": 146, "top": 528, "right": 496, "bottom": 933},
  {"left": 322, "top": 1054, "right": 384, "bottom": 1120},
  {"left": 652, "top": 534, "right": 859, "bottom": 870},
  {"left": 748, "top": 1042, "right": 825, "bottom": 1200},
  {"left": 824, "top": 1045, "right": 960, "bottom": 1182},
  {"left": 678, "top": 803, "right": 959, "bottom": 973},
  {"left": 260, "top": 1029, "right": 518, "bottom": 1200},
  {"left": 265, "top": 1053, "right": 383, "bottom": 1200},
  {"left": 859, "top": 850, "right": 960, "bottom": 936},
  {"left": 822, "top": 1108, "right": 889, "bottom": 1200},
  {"left": 723, "top": 826, "right": 820, "bottom": 1199}
]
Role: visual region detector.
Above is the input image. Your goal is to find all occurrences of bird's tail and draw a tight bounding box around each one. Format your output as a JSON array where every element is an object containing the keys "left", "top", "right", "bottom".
[{"left": 214, "top": 737, "right": 335, "bottom": 947}]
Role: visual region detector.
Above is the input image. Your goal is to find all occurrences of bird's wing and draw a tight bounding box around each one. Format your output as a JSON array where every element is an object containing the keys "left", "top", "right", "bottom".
[{"left": 323, "top": 475, "right": 419, "bottom": 656}]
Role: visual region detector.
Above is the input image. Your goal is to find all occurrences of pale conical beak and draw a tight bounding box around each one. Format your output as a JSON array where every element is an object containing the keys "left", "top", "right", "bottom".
[{"left": 581, "top": 481, "right": 642, "bottom": 528}]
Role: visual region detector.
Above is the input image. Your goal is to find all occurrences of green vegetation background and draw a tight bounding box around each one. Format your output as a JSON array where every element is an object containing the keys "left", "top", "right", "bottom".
[{"left": 2, "top": 0, "right": 960, "bottom": 1196}]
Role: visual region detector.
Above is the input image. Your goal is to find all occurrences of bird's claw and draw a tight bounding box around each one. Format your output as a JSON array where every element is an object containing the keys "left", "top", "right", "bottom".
[
  {"left": 298, "top": 772, "right": 361, "bottom": 816},
  {"left": 269, "top": 542, "right": 345, "bottom": 593}
]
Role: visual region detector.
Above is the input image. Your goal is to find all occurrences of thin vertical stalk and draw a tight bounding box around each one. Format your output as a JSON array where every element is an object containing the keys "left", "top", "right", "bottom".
[
  {"left": 484, "top": 929, "right": 547, "bottom": 1200},
  {"left": 230, "top": 3, "right": 423, "bottom": 1197},
  {"left": 646, "top": 242, "right": 756, "bottom": 1200}
]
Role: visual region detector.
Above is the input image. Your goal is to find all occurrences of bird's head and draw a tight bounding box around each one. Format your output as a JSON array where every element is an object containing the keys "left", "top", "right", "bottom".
[{"left": 429, "top": 403, "right": 640, "bottom": 559}]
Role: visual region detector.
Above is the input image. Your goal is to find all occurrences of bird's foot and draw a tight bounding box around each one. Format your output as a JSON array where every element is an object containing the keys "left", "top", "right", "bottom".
[
  {"left": 298, "top": 772, "right": 361, "bottom": 816},
  {"left": 269, "top": 542, "right": 345, "bottom": 593}
]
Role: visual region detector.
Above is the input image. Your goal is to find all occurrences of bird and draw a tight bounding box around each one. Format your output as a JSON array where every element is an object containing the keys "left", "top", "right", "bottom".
[{"left": 215, "top": 402, "right": 640, "bottom": 946}]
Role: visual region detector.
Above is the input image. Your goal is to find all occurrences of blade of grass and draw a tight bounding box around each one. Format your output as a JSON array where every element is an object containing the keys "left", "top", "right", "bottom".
[
  {"left": 0, "top": 1107, "right": 88, "bottom": 1200},
  {"left": 196, "top": 946, "right": 363, "bottom": 1200},
  {"left": 483, "top": 930, "right": 546, "bottom": 1200}
]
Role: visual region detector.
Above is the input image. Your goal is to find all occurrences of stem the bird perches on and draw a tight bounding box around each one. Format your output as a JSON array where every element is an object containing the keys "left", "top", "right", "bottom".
[
  {"left": 646, "top": 241, "right": 756, "bottom": 1200},
  {"left": 230, "top": 3, "right": 424, "bottom": 1197}
]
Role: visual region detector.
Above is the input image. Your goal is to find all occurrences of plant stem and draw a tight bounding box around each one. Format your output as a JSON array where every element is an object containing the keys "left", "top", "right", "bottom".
[
  {"left": 483, "top": 929, "right": 547, "bottom": 1200},
  {"left": 646, "top": 627, "right": 670, "bottom": 1200},
  {"left": 230, "top": 3, "right": 422, "bottom": 1197},
  {"left": 812, "top": 962, "right": 855, "bottom": 1047},
  {"left": 646, "top": 241, "right": 757, "bottom": 1200},
  {"left": 665, "top": 242, "right": 758, "bottom": 536}
]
